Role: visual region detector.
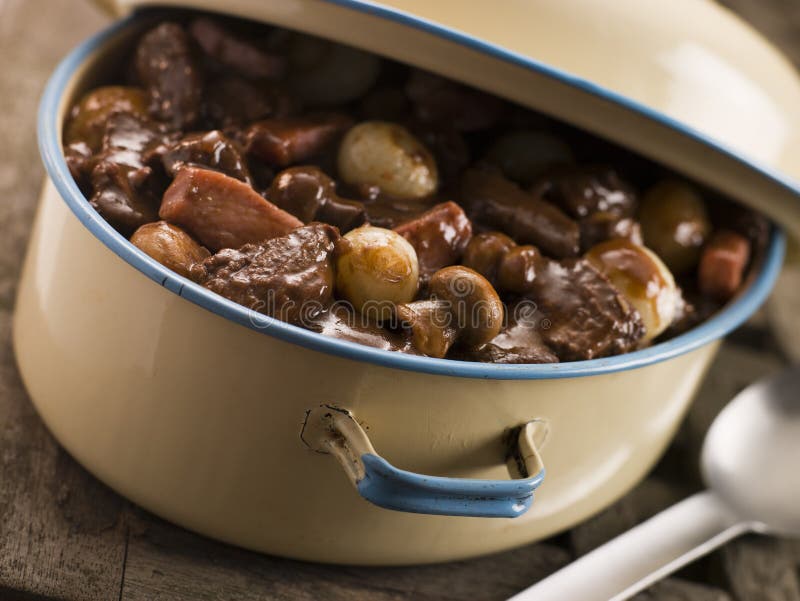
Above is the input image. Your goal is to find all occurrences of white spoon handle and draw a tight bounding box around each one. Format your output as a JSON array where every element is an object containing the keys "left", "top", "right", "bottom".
[{"left": 509, "top": 492, "right": 753, "bottom": 601}]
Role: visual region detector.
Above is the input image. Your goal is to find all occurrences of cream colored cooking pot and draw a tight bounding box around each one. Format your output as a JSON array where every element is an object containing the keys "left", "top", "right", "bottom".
[{"left": 13, "top": 0, "right": 800, "bottom": 565}]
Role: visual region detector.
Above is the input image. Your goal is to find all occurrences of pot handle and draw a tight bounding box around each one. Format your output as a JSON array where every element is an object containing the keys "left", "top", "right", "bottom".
[{"left": 300, "top": 405, "right": 546, "bottom": 518}]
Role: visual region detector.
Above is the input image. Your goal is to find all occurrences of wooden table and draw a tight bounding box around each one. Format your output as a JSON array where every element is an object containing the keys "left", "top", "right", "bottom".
[{"left": 1, "top": 1, "right": 799, "bottom": 599}]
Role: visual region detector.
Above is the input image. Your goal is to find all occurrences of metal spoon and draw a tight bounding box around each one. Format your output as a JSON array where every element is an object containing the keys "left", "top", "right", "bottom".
[{"left": 509, "top": 365, "right": 800, "bottom": 601}]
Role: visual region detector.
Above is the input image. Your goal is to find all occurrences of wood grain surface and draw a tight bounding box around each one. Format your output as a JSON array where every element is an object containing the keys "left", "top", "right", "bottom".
[{"left": 0, "top": 1, "right": 798, "bottom": 599}]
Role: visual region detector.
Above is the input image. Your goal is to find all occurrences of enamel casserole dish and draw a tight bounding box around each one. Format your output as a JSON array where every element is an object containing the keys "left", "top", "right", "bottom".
[{"left": 13, "top": 0, "right": 800, "bottom": 564}]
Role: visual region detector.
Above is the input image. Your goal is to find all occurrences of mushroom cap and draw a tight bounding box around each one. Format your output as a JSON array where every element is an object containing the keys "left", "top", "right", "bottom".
[{"left": 428, "top": 265, "right": 504, "bottom": 348}]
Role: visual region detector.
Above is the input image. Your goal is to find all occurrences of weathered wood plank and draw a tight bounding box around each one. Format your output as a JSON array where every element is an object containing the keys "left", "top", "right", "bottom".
[
  {"left": 633, "top": 578, "right": 733, "bottom": 601},
  {"left": 711, "top": 536, "right": 800, "bottom": 601},
  {"left": 119, "top": 512, "right": 570, "bottom": 601},
  {"left": 0, "top": 1, "right": 126, "bottom": 599}
]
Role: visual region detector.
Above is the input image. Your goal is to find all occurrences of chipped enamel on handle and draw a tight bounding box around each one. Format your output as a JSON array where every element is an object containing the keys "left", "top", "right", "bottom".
[
  {"left": 301, "top": 405, "right": 546, "bottom": 518},
  {"left": 509, "top": 491, "right": 757, "bottom": 601}
]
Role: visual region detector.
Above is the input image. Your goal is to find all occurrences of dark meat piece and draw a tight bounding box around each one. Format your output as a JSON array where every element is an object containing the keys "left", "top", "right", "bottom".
[
  {"left": 160, "top": 167, "right": 302, "bottom": 251},
  {"left": 268, "top": 166, "right": 365, "bottom": 232},
  {"left": 135, "top": 23, "right": 202, "bottom": 129},
  {"left": 244, "top": 114, "right": 352, "bottom": 167},
  {"left": 100, "top": 112, "right": 170, "bottom": 173},
  {"left": 189, "top": 17, "right": 285, "bottom": 80},
  {"left": 459, "top": 304, "right": 558, "bottom": 364},
  {"left": 532, "top": 165, "right": 637, "bottom": 219},
  {"left": 64, "top": 141, "right": 93, "bottom": 189},
  {"left": 192, "top": 223, "right": 340, "bottom": 325},
  {"left": 64, "top": 86, "right": 149, "bottom": 152},
  {"left": 405, "top": 70, "right": 504, "bottom": 132},
  {"left": 579, "top": 212, "right": 643, "bottom": 252},
  {"left": 461, "top": 168, "right": 580, "bottom": 258},
  {"left": 130, "top": 221, "right": 210, "bottom": 279},
  {"left": 89, "top": 160, "right": 159, "bottom": 236},
  {"left": 698, "top": 230, "right": 751, "bottom": 301},
  {"left": 395, "top": 299, "right": 458, "bottom": 358},
  {"left": 204, "top": 76, "right": 292, "bottom": 129},
  {"left": 161, "top": 130, "right": 252, "bottom": 184},
  {"left": 394, "top": 201, "right": 472, "bottom": 278},
  {"left": 529, "top": 258, "right": 644, "bottom": 361},
  {"left": 310, "top": 303, "right": 415, "bottom": 352},
  {"left": 359, "top": 194, "right": 437, "bottom": 229}
]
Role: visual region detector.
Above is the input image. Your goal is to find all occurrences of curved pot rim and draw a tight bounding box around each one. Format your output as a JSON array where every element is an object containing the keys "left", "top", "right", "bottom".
[{"left": 37, "top": 13, "right": 786, "bottom": 381}]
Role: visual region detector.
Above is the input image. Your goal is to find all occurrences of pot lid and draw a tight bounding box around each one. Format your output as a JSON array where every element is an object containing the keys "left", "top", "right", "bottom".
[{"left": 94, "top": 0, "right": 800, "bottom": 240}]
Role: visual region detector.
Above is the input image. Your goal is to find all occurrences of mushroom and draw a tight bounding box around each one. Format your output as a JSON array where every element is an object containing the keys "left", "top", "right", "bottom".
[
  {"left": 497, "top": 245, "right": 543, "bottom": 294},
  {"left": 396, "top": 266, "right": 504, "bottom": 358},
  {"left": 639, "top": 179, "right": 711, "bottom": 275},
  {"left": 461, "top": 231, "right": 517, "bottom": 286}
]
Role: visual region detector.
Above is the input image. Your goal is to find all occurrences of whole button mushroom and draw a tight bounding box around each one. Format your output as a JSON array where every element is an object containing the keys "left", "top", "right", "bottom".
[
  {"left": 461, "top": 232, "right": 517, "bottom": 286},
  {"left": 397, "top": 266, "right": 504, "bottom": 358},
  {"left": 639, "top": 179, "right": 712, "bottom": 275},
  {"left": 335, "top": 225, "right": 420, "bottom": 320},
  {"left": 497, "top": 245, "right": 543, "bottom": 294},
  {"left": 585, "top": 239, "right": 679, "bottom": 342},
  {"left": 338, "top": 121, "right": 439, "bottom": 200}
]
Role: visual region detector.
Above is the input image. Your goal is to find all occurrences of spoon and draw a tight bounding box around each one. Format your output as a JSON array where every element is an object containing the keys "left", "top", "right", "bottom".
[{"left": 509, "top": 365, "right": 800, "bottom": 601}]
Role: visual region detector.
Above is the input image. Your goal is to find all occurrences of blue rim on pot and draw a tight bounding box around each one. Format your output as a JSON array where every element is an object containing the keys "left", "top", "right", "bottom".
[{"left": 38, "top": 12, "right": 788, "bottom": 382}]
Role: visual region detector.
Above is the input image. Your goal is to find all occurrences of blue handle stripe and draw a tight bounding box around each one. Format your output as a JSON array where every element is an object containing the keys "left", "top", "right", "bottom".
[{"left": 356, "top": 454, "right": 545, "bottom": 518}]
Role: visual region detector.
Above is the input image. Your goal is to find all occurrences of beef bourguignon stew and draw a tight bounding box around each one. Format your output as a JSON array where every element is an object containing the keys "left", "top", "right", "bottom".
[{"left": 62, "top": 13, "right": 768, "bottom": 363}]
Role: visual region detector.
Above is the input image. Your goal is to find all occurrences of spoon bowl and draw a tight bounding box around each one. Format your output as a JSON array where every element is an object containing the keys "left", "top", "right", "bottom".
[{"left": 702, "top": 365, "right": 800, "bottom": 536}]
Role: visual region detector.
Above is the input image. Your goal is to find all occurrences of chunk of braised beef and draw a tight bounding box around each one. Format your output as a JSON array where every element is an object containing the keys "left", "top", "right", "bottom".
[
  {"left": 460, "top": 168, "right": 580, "bottom": 259},
  {"left": 532, "top": 165, "right": 637, "bottom": 220},
  {"left": 160, "top": 167, "right": 302, "bottom": 251},
  {"left": 458, "top": 304, "right": 559, "bottom": 364},
  {"left": 579, "top": 212, "right": 643, "bottom": 252},
  {"left": 393, "top": 201, "right": 472, "bottom": 278},
  {"left": 309, "top": 303, "right": 415, "bottom": 352},
  {"left": 405, "top": 70, "right": 504, "bottom": 132},
  {"left": 89, "top": 160, "right": 160, "bottom": 236},
  {"left": 204, "top": 76, "right": 293, "bottom": 129},
  {"left": 189, "top": 17, "right": 285, "bottom": 80},
  {"left": 191, "top": 223, "right": 340, "bottom": 325},
  {"left": 268, "top": 166, "right": 365, "bottom": 232},
  {"left": 135, "top": 23, "right": 202, "bottom": 129},
  {"left": 100, "top": 112, "right": 169, "bottom": 170},
  {"left": 161, "top": 130, "right": 252, "bottom": 184},
  {"left": 528, "top": 258, "right": 644, "bottom": 361},
  {"left": 64, "top": 142, "right": 93, "bottom": 189},
  {"left": 243, "top": 114, "right": 352, "bottom": 167}
]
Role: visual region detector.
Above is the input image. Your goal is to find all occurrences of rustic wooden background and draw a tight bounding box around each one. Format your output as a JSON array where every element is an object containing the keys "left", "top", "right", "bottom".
[{"left": 1, "top": 1, "right": 799, "bottom": 599}]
